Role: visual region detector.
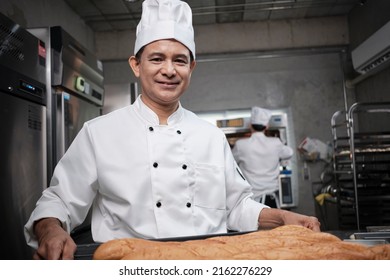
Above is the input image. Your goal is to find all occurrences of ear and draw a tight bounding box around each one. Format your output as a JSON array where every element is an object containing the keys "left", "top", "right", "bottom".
[
  {"left": 129, "top": 56, "right": 140, "bottom": 78},
  {"left": 188, "top": 60, "right": 196, "bottom": 77},
  {"left": 190, "top": 60, "right": 196, "bottom": 72}
]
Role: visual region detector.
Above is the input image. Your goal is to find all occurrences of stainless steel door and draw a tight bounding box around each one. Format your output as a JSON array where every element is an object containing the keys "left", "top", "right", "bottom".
[
  {"left": 51, "top": 90, "right": 101, "bottom": 238},
  {"left": 0, "top": 92, "right": 47, "bottom": 260},
  {"left": 53, "top": 90, "right": 102, "bottom": 168}
]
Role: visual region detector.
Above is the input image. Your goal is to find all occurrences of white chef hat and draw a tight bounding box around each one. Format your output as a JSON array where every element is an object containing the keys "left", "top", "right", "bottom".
[
  {"left": 134, "top": 0, "right": 196, "bottom": 58},
  {"left": 251, "top": 106, "right": 272, "bottom": 126}
]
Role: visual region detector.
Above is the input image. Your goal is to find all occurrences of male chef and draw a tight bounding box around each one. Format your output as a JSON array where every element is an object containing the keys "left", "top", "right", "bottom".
[
  {"left": 232, "top": 107, "right": 294, "bottom": 207},
  {"left": 24, "top": 0, "right": 320, "bottom": 260}
]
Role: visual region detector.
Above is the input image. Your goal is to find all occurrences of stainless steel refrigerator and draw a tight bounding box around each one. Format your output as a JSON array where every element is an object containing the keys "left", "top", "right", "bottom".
[
  {"left": 0, "top": 13, "right": 47, "bottom": 259},
  {"left": 28, "top": 26, "right": 104, "bottom": 241},
  {"left": 29, "top": 26, "right": 105, "bottom": 179}
]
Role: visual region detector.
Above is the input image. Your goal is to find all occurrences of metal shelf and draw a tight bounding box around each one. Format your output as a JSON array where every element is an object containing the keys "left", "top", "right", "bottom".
[{"left": 331, "top": 102, "right": 390, "bottom": 230}]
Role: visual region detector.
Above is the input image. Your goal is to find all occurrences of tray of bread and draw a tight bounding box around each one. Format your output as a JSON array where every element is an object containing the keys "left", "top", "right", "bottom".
[
  {"left": 88, "top": 225, "right": 390, "bottom": 260},
  {"left": 74, "top": 230, "right": 253, "bottom": 260}
]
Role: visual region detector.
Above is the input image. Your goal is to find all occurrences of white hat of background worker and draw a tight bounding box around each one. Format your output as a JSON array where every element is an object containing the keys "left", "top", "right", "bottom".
[
  {"left": 134, "top": 0, "right": 196, "bottom": 58},
  {"left": 251, "top": 107, "right": 272, "bottom": 126}
]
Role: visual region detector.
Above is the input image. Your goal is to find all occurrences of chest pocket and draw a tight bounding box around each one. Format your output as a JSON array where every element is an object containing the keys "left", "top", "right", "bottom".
[{"left": 193, "top": 163, "right": 226, "bottom": 210}]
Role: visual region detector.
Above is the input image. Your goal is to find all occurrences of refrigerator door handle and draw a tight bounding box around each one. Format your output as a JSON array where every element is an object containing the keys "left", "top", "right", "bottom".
[{"left": 54, "top": 91, "right": 67, "bottom": 165}]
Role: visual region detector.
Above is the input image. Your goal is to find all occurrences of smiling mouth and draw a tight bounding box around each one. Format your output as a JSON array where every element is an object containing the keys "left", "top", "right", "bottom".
[
  {"left": 157, "top": 81, "right": 180, "bottom": 88},
  {"left": 158, "top": 81, "right": 179, "bottom": 85}
]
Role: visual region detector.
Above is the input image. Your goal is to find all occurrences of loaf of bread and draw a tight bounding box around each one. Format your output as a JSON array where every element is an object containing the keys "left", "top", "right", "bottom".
[{"left": 93, "top": 225, "right": 390, "bottom": 260}]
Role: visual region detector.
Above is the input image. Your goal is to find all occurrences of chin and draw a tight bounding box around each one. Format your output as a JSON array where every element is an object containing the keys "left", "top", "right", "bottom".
[{"left": 158, "top": 93, "right": 182, "bottom": 103}]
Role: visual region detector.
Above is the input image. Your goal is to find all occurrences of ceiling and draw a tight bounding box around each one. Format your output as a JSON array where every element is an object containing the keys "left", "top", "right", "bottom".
[{"left": 64, "top": 0, "right": 365, "bottom": 32}]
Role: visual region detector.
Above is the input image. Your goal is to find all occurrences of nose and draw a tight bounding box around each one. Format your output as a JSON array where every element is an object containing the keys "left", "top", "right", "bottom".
[{"left": 161, "top": 61, "right": 176, "bottom": 77}]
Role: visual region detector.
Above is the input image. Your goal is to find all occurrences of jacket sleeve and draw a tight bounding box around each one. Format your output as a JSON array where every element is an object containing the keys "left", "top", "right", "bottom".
[
  {"left": 223, "top": 137, "right": 267, "bottom": 232},
  {"left": 279, "top": 141, "right": 294, "bottom": 160},
  {"left": 24, "top": 123, "right": 98, "bottom": 249}
]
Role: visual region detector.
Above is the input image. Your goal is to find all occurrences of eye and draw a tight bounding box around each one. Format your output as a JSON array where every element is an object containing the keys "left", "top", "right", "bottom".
[
  {"left": 174, "top": 58, "right": 188, "bottom": 65},
  {"left": 150, "top": 57, "right": 163, "bottom": 62}
]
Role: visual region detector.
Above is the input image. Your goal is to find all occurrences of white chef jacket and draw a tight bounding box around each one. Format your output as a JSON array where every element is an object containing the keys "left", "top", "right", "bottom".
[
  {"left": 24, "top": 96, "right": 265, "bottom": 248},
  {"left": 232, "top": 132, "right": 293, "bottom": 200}
]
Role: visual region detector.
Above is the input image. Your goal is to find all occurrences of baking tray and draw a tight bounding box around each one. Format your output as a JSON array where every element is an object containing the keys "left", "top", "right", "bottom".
[
  {"left": 353, "top": 232, "right": 390, "bottom": 241},
  {"left": 75, "top": 243, "right": 102, "bottom": 260},
  {"left": 74, "top": 230, "right": 388, "bottom": 259},
  {"left": 339, "top": 231, "right": 390, "bottom": 246},
  {"left": 74, "top": 230, "right": 255, "bottom": 260},
  {"left": 343, "top": 239, "right": 388, "bottom": 246}
]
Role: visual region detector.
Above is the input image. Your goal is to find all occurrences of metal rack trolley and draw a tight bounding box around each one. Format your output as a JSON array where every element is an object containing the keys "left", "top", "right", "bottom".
[{"left": 332, "top": 102, "right": 390, "bottom": 230}]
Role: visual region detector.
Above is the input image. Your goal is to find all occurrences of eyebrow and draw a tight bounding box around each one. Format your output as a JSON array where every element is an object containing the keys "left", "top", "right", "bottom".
[{"left": 147, "top": 52, "right": 190, "bottom": 60}]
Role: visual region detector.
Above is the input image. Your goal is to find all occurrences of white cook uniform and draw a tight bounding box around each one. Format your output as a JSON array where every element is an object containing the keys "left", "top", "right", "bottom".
[
  {"left": 24, "top": 96, "right": 265, "bottom": 248},
  {"left": 232, "top": 132, "right": 293, "bottom": 201}
]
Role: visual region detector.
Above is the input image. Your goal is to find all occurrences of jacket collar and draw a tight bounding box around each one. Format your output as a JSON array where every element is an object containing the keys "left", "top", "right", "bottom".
[{"left": 134, "top": 95, "right": 184, "bottom": 126}]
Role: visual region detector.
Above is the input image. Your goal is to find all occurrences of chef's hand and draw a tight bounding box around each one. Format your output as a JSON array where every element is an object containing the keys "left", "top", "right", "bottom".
[
  {"left": 33, "top": 217, "right": 77, "bottom": 260},
  {"left": 258, "top": 208, "right": 321, "bottom": 232}
]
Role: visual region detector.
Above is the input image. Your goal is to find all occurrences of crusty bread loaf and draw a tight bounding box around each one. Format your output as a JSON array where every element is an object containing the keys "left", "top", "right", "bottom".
[{"left": 93, "top": 225, "right": 390, "bottom": 260}]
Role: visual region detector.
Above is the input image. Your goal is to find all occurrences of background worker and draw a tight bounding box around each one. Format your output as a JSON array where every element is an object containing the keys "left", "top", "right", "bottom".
[{"left": 232, "top": 107, "right": 294, "bottom": 207}]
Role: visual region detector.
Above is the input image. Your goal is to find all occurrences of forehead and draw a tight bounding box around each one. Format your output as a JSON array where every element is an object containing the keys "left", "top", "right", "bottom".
[{"left": 143, "top": 39, "right": 191, "bottom": 57}]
